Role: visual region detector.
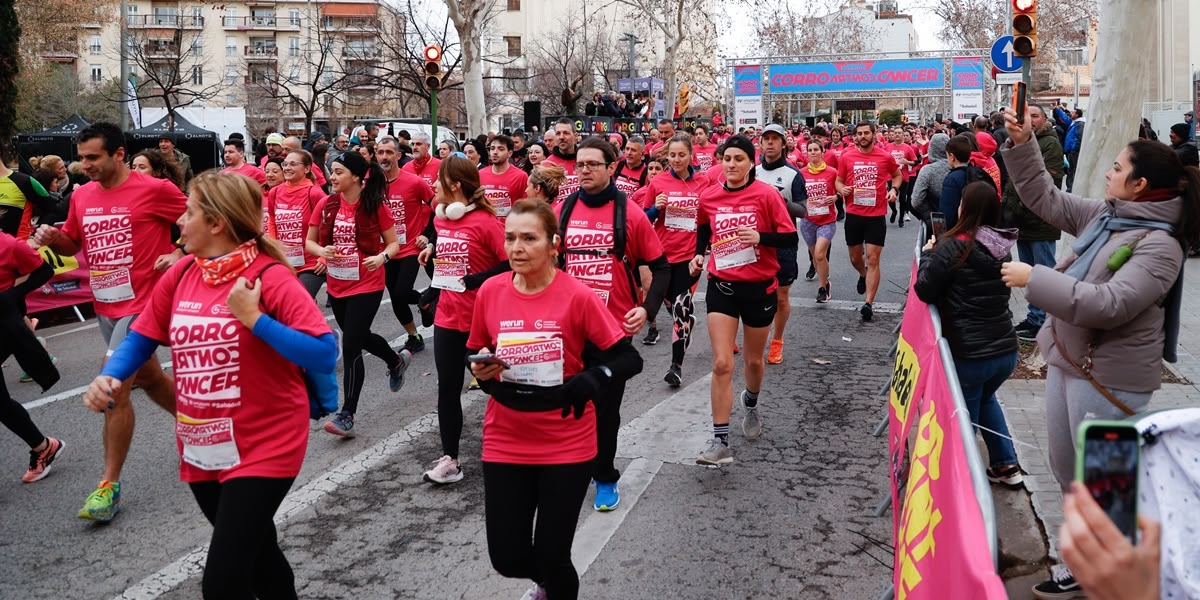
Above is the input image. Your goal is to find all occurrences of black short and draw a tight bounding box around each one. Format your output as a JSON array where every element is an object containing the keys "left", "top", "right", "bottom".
[
  {"left": 775, "top": 247, "right": 798, "bottom": 287},
  {"left": 844, "top": 213, "right": 887, "bottom": 247},
  {"left": 705, "top": 277, "right": 778, "bottom": 328}
]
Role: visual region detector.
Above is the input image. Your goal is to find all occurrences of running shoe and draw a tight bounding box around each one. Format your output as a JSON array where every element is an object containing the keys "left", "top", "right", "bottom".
[
  {"left": 1032, "top": 565, "right": 1083, "bottom": 599},
  {"left": 19, "top": 351, "right": 55, "bottom": 383},
  {"left": 987, "top": 464, "right": 1025, "bottom": 489},
  {"left": 642, "top": 326, "right": 660, "bottom": 346},
  {"left": 520, "top": 584, "right": 548, "bottom": 600},
  {"left": 403, "top": 333, "right": 425, "bottom": 354},
  {"left": 663, "top": 364, "right": 682, "bottom": 388},
  {"left": 804, "top": 264, "right": 817, "bottom": 281},
  {"left": 423, "top": 455, "right": 464, "bottom": 485},
  {"left": 593, "top": 480, "right": 619, "bottom": 511},
  {"left": 468, "top": 377, "right": 481, "bottom": 391},
  {"left": 767, "top": 340, "right": 784, "bottom": 365},
  {"left": 78, "top": 480, "right": 120, "bottom": 522},
  {"left": 861, "top": 302, "right": 874, "bottom": 322},
  {"left": 388, "top": 350, "right": 413, "bottom": 393},
  {"left": 897, "top": 218, "right": 905, "bottom": 228},
  {"left": 889, "top": 203, "right": 897, "bottom": 223},
  {"left": 816, "top": 285, "right": 830, "bottom": 304},
  {"left": 324, "top": 411, "right": 356, "bottom": 438},
  {"left": 741, "top": 390, "right": 762, "bottom": 440},
  {"left": 857, "top": 275, "right": 867, "bottom": 295},
  {"left": 22, "top": 437, "right": 64, "bottom": 483},
  {"left": 696, "top": 439, "right": 733, "bottom": 466},
  {"left": 1015, "top": 319, "right": 1040, "bottom": 342}
]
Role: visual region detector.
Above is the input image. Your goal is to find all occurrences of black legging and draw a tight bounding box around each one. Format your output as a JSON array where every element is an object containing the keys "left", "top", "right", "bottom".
[
  {"left": 898, "top": 179, "right": 914, "bottom": 222},
  {"left": 592, "top": 377, "right": 626, "bottom": 483},
  {"left": 297, "top": 271, "right": 325, "bottom": 300},
  {"left": 385, "top": 256, "right": 422, "bottom": 327},
  {"left": 484, "top": 460, "right": 592, "bottom": 600},
  {"left": 645, "top": 262, "right": 700, "bottom": 368},
  {"left": 434, "top": 326, "right": 470, "bottom": 458},
  {"left": 0, "top": 378, "right": 45, "bottom": 448},
  {"left": 331, "top": 291, "right": 400, "bottom": 414},
  {"left": 189, "top": 476, "right": 297, "bottom": 600}
]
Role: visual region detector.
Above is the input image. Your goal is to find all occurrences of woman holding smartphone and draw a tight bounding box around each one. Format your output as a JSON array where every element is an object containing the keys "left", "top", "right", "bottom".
[{"left": 468, "top": 199, "right": 642, "bottom": 600}]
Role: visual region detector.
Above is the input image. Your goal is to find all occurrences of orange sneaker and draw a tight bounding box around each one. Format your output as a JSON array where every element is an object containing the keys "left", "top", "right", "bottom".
[{"left": 767, "top": 340, "right": 784, "bottom": 364}]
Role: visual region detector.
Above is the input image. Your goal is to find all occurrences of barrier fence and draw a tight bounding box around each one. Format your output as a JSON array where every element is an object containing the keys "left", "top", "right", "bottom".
[
  {"left": 27, "top": 245, "right": 91, "bottom": 321},
  {"left": 878, "top": 231, "right": 1005, "bottom": 599}
]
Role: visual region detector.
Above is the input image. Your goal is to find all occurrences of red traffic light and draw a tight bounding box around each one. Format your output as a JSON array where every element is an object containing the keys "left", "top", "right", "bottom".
[
  {"left": 1013, "top": 0, "right": 1035, "bottom": 11},
  {"left": 423, "top": 45, "right": 444, "bottom": 90},
  {"left": 424, "top": 45, "right": 442, "bottom": 62},
  {"left": 1011, "top": 0, "right": 1037, "bottom": 57}
]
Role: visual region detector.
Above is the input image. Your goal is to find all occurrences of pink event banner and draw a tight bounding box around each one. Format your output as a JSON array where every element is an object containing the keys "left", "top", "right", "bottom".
[
  {"left": 889, "top": 261, "right": 1005, "bottom": 599},
  {"left": 26, "top": 246, "right": 93, "bottom": 314}
]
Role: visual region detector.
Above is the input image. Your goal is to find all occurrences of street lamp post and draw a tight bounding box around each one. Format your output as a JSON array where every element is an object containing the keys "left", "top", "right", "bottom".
[{"left": 619, "top": 33, "right": 641, "bottom": 82}]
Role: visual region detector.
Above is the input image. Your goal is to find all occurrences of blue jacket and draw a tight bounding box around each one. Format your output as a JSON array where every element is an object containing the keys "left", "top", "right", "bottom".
[{"left": 1064, "top": 118, "right": 1086, "bottom": 154}]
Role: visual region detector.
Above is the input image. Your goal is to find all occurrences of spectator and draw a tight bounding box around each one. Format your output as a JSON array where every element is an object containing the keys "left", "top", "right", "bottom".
[
  {"left": 1185, "top": 111, "right": 1194, "bottom": 140},
  {"left": 327, "top": 134, "right": 350, "bottom": 171},
  {"left": 1169, "top": 123, "right": 1198, "bottom": 167},
  {"left": 940, "top": 134, "right": 995, "bottom": 229},
  {"left": 909, "top": 133, "right": 951, "bottom": 221},
  {"left": 1064, "top": 110, "right": 1087, "bottom": 192},
  {"left": 157, "top": 134, "right": 194, "bottom": 185},
  {"left": 523, "top": 141, "right": 549, "bottom": 174},
  {"left": 129, "top": 149, "right": 185, "bottom": 191}
]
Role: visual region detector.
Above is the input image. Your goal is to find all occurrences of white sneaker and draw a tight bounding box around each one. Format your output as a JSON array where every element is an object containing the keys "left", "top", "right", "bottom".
[
  {"left": 520, "top": 584, "right": 548, "bottom": 600},
  {"left": 422, "top": 455, "right": 463, "bottom": 485}
]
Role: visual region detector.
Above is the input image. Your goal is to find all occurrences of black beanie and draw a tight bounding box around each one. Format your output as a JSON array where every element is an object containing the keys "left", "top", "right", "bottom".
[
  {"left": 719, "top": 135, "right": 758, "bottom": 183},
  {"left": 334, "top": 149, "right": 369, "bottom": 179}
]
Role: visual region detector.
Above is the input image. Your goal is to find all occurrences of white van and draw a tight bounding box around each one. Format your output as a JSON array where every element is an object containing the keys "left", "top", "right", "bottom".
[{"left": 359, "top": 119, "right": 459, "bottom": 147}]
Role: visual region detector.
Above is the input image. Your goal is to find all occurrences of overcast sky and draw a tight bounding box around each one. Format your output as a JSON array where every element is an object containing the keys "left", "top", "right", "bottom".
[{"left": 717, "top": 1, "right": 946, "bottom": 58}]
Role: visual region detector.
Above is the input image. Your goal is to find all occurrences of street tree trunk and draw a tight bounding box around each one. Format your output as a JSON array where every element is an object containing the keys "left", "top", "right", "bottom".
[{"left": 445, "top": 0, "right": 487, "bottom": 135}]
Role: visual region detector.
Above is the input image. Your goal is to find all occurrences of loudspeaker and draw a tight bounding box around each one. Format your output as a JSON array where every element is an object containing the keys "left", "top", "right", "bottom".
[{"left": 524, "top": 101, "right": 542, "bottom": 131}]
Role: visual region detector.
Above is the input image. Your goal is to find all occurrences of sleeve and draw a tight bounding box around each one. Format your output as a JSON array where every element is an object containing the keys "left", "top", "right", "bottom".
[
  {"left": 260, "top": 265, "right": 333, "bottom": 338},
  {"left": 250, "top": 167, "right": 267, "bottom": 186},
  {"left": 766, "top": 189, "right": 797, "bottom": 234},
  {"left": 251, "top": 316, "right": 338, "bottom": 373},
  {"left": 151, "top": 179, "right": 189, "bottom": 224},
  {"left": 1041, "top": 137, "right": 1065, "bottom": 187},
  {"left": 130, "top": 260, "right": 188, "bottom": 344},
  {"left": 510, "top": 170, "right": 528, "bottom": 201},
  {"left": 420, "top": 179, "right": 435, "bottom": 205},
  {"left": 628, "top": 200, "right": 665, "bottom": 263},
  {"left": 939, "top": 172, "right": 964, "bottom": 229},
  {"left": 13, "top": 240, "right": 46, "bottom": 275},
  {"left": 377, "top": 204, "right": 396, "bottom": 232},
  {"left": 913, "top": 244, "right": 957, "bottom": 304},
  {"left": 999, "top": 137, "right": 1102, "bottom": 237},
  {"left": 884, "top": 154, "right": 901, "bottom": 178},
  {"left": 579, "top": 286, "right": 626, "bottom": 351},
  {"left": 308, "top": 197, "right": 327, "bottom": 227},
  {"left": 60, "top": 195, "right": 83, "bottom": 245}
]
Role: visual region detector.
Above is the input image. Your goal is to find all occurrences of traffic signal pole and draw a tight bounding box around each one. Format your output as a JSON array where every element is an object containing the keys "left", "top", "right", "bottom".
[{"left": 431, "top": 90, "right": 439, "bottom": 143}]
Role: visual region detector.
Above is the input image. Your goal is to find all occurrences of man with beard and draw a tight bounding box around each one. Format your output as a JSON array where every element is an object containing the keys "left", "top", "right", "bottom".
[
  {"left": 479, "top": 134, "right": 528, "bottom": 220},
  {"left": 542, "top": 118, "right": 580, "bottom": 203},
  {"left": 378, "top": 137, "right": 436, "bottom": 353},
  {"left": 402, "top": 132, "right": 442, "bottom": 189}
]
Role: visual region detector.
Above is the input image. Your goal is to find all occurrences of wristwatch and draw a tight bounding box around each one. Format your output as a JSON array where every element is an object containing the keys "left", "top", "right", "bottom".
[
  {"left": 598, "top": 366, "right": 613, "bottom": 379},
  {"left": 380, "top": 253, "right": 391, "bottom": 263}
]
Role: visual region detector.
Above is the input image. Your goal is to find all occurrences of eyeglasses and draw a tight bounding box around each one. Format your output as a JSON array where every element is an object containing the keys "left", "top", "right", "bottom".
[{"left": 575, "top": 161, "right": 609, "bottom": 171}]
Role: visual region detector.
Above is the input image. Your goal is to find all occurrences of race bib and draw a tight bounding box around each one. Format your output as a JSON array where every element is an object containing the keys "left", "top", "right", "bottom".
[
  {"left": 495, "top": 332, "right": 565, "bottom": 387},
  {"left": 486, "top": 187, "right": 512, "bottom": 217},
  {"left": 176, "top": 414, "right": 240, "bottom": 471},
  {"left": 808, "top": 202, "right": 831, "bottom": 216},
  {"left": 711, "top": 212, "right": 758, "bottom": 271},
  {"left": 90, "top": 268, "right": 135, "bottom": 303},
  {"left": 563, "top": 227, "right": 615, "bottom": 305},
  {"left": 853, "top": 187, "right": 877, "bottom": 207},
  {"left": 284, "top": 244, "right": 305, "bottom": 267},
  {"left": 387, "top": 198, "right": 408, "bottom": 246},
  {"left": 327, "top": 253, "right": 360, "bottom": 281},
  {"left": 432, "top": 260, "right": 467, "bottom": 292},
  {"left": 665, "top": 192, "right": 700, "bottom": 232}
]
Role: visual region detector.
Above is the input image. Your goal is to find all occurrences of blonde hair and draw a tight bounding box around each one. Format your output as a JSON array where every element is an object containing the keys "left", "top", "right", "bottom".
[
  {"left": 438, "top": 155, "right": 496, "bottom": 215},
  {"left": 189, "top": 171, "right": 291, "bottom": 269},
  {"left": 528, "top": 164, "right": 566, "bottom": 202},
  {"left": 32, "top": 155, "right": 64, "bottom": 174}
]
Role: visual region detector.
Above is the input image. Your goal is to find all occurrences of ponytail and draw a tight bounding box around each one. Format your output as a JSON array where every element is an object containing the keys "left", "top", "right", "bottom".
[{"left": 360, "top": 162, "right": 387, "bottom": 215}]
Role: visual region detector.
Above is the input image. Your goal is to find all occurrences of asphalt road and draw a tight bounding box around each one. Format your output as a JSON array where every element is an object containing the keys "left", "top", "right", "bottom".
[{"left": 0, "top": 218, "right": 920, "bottom": 599}]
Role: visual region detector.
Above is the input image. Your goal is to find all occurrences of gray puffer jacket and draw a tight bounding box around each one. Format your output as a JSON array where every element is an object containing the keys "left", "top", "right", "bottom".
[
  {"left": 909, "top": 134, "right": 950, "bottom": 220},
  {"left": 1000, "top": 138, "right": 1185, "bottom": 393}
]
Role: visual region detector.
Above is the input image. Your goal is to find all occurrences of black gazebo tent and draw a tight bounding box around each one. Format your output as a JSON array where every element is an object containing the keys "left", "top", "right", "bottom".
[
  {"left": 16, "top": 114, "right": 92, "bottom": 162},
  {"left": 127, "top": 114, "right": 221, "bottom": 173}
]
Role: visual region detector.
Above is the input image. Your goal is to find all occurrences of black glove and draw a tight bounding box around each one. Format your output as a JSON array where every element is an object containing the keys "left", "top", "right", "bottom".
[{"left": 559, "top": 368, "right": 609, "bottom": 419}]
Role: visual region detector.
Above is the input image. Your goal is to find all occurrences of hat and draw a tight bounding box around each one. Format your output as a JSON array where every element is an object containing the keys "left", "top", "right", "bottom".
[
  {"left": 266, "top": 133, "right": 285, "bottom": 145},
  {"left": 1171, "top": 123, "right": 1191, "bottom": 139},
  {"left": 974, "top": 131, "right": 998, "bottom": 156},
  {"left": 762, "top": 123, "right": 787, "bottom": 138}
]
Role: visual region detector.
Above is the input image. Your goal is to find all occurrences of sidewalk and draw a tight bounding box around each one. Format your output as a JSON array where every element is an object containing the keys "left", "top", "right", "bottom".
[{"left": 998, "top": 261, "right": 1200, "bottom": 566}]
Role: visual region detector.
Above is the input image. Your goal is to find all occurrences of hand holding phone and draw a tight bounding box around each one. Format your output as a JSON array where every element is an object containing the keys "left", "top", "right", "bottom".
[
  {"left": 930, "top": 211, "right": 946, "bottom": 239},
  {"left": 1076, "top": 421, "right": 1140, "bottom": 542},
  {"left": 467, "top": 353, "right": 510, "bottom": 369},
  {"left": 1012, "top": 82, "right": 1028, "bottom": 126}
]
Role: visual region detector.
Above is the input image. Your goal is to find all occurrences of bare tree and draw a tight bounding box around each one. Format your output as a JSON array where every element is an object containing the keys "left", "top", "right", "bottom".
[
  {"left": 519, "top": 12, "right": 620, "bottom": 116},
  {"left": 247, "top": 5, "right": 349, "bottom": 134},
  {"left": 605, "top": 0, "right": 708, "bottom": 121},
  {"left": 125, "top": 19, "right": 225, "bottom": 129},
  {"left": 752, "top": 0, "right": 873, "bottom": 57},
  {"left": 371, "top": 2, "right": 465, "bottom": 121},
  {"left": 443, "top": 0, "right": 502, "bottom": 134}
]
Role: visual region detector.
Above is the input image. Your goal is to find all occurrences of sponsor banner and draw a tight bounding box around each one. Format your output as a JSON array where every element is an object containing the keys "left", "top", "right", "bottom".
[
  {"left": 889, "top": 260, "right": 1006, "bottom": 599},
  {"left": 769, "top": 59, "right": 945, "bottom": 94},
  {"left": 733, "top": 65, "right": 762, "bottom": 97},
  {"left": 952, "top": 57, "right": 985, "bottom": 122},
  {"left": 735, "top": 96, "right": 763, "bottom": 128},
  {"left": 26, "top": 246, "right": 94, "bottom": 314}
]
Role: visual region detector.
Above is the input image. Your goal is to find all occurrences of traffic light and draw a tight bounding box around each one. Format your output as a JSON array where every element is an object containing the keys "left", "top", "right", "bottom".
[
  {"left": 1011, "top": 0, "right": 1038, "bottom": 58},
  {"left": 423, "top": 45, "right": 444, "bottom": 91}
]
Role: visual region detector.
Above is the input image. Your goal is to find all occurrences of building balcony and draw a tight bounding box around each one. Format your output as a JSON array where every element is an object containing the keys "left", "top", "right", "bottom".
[
  {"left": 41, "top": 50, "right": 78, "bottom": 63},
  {"left": 244, "top": 76, "right": 277, "bottom": 91},
  {"left": 321, "top": 17, "right": 378, "bottom": 32},
  {"left": 143, "top": 45, "right": 180, "bottom": 59},
  {"left": 128, "top": 15, "right": 205, "bottom": 29},
  {"left": 342, "top": 47, "right": 380, "bottom": 59},
  {"left": 223, "top": 16, "right": 300, "bottom": 31},
  {"left": 344, "top": 75, "right": 380, "bottom": 88},
  {"left": 244, "top": 45, "right": 279, "bottom": 60}
]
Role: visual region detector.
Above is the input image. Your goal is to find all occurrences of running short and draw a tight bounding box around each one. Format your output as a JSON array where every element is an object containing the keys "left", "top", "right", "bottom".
[
  {"left": 98, "top": 314, "right": 138, "bottom": 357},
  {"left": 775, "top": 247, "right": 798, "bottom": 287},
  {"left": 844, "top": 213, "right": 886, "bottom": 247},
  {"left": 800, "top": 220, "right": 837, "bottom": 249},
  {"left": 705, "top": 277, "right": 778, "bottom": 329}
]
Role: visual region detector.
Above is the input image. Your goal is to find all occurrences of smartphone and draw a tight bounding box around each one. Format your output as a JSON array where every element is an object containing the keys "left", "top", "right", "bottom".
[
  {"left": 467, "top": 354, "right": 510, "bottom": 369},
  {"left": 1013, "top": 82, "right": 1028, "bottom": 125},
  {"left": 1075, "top": 421, "right": 1140, "bottom": 542},
  {"left": 930, "top": 212, "right": 946, "bottom": 238}
]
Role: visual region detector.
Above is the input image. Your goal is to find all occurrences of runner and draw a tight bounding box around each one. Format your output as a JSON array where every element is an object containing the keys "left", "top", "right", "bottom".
[
  {"left": 84, "top": 171, "right": 336, "bottom": 600},
  {"left": 522, "top": 141, "right": 549, "bottom": 175},
  {"left": 479, "top": 134, "right": 529, "bottom": 220},
  {"left": 130, "top": 149, "right": 185, "bottom": 191},
  {"left": 265, "top": 149, "right": 327, "bottom": 298},
  {"left": 305, "top": 151, "right": 413, "bottom": 438},
  {"left": 641, "top": 134, "right": 712, "bottom": 384},
  {"left": 755, "top": 124, "right": 807, "bottom": 365},
  {"left": 526, "top": 163, "right": 566, "bottom": 204},
  {"left": 417, "top": 156, "right": 508, "bottom": 485},
  {"left": 403, "top": 132, "right": 443, "bottom": 188},
  {"left": 376, "top": 137, "right": 436, "bottom": 354},
  {"left": 263, "top": 157, "right": 285, "bottom": 191},
  {"left": 799, "top": 140, "right": 839, "bottom": 303},
  {"left": 221, "top": 138, "right": 266, "bottom": 187},
  {"left": 258, "top": 133, "right": 285, "bottom": 168},
  {"left": 31, "top": 122, "right": 185, "bottom": 521},
  {"left": 556, "top": 136, "right": 668, "bottom": 511},
  {"left": 646, "top": 119, "right": 676, "bottom": 159},
  {"left": 0, "top": 158, "right": 54, "bottom": 239},
  {"left": 0, "top": 230, "right": 64, "bottom": 483},
  {"left": 542, "top": 118, "right": 580, "bottom": 203},
  {"left": 468, "top": 199, "right": 642, "bottom": 600},
  {"left": 689, "top": 135, "right": 798, "bottom": 465},
  {"left": 613, "top": 136, "right": 649, "bottom": 195},
  {"left": 281, "top": 136, "right": 328, "bottom": 189},
  {"left": 836, "top": 122, "right": 902, "bottom": 322},
  {"left": 692, "top": 125, "right": 716, "bottom": 173}
]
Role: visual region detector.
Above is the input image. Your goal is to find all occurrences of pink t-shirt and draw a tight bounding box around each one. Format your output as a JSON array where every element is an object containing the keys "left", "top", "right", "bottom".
[
  {"left": 478, "top": 165, "right": 529, "bottom": 219},
  {"left": 0, "top": 232, "right": 46, "bottom": 293},
  {"left": 266, "top": 182, "right": 324, "bottom": 272},
  {"left": 307, "top": 197, "right": 396, "bottom": 298},
  {"left": 61, "top": 171, "right": 188, "bottom": 319},
  {"left": 642, "top": 170, "right": 713, "bottom": 264},
  {"left": 800, "top": 167, "right": 839, "bottom": 227},
  {"left": 223, "top": 162, "right": 267, "bottom": 186},
  {"left": 468, "top": 272, "right": 625, "bottom": 465},
  {"left": 385, "top": 170, "right": 435, "bottom": 258},
  {"left": 694, "top": 147, "right": 717, "bottom": 172},
  {"left": 837, "top": 146, "right": 900, "bottom": 219},
  {"left": 431, "top": 208, "right": 507, "bottom": 332},
  {"left": 555, "top": 195, "right": 663, "bottom": 320},
  {"left": 402, "top": 156, "right": 442, "bottom": 188},
  {"left": 133, "top": 254, "right": 331, "bottom": 483},
  {"left": 541, "top": 154, "right": 578, "bottom": 204},
  {"left": 697, "top": 179, "right": 796, "bottom": 283}
]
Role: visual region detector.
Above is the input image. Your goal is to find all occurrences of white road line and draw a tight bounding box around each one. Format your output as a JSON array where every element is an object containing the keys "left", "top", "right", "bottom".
[
  {"left": 43, "top": 322, "right": 100, "bottom": 339},
  {"left": 21, "top": 361, "right": 173, "bottom": 410},
  {"left": 113, "top": 398, "right": 477, "bottom": 600}
]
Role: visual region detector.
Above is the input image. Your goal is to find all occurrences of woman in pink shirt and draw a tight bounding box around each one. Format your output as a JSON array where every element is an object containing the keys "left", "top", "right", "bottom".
[{"left": 266, "top": 150, "right": 326, "bottom": 297}]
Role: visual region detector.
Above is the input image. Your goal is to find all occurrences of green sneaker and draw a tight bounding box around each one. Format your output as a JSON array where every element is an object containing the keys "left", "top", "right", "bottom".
[{"left": 78, "top": 480, "right": 121, "bottom": 522}]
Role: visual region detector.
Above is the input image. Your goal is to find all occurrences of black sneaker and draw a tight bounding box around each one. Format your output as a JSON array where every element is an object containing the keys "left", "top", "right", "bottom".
[
  {"left": 889, "top": 204, "right": 897, "bottom": 223},
  {"left": 1014, "top": 319, "right": 1040, "bottom": 342},
  {"left": 986, "top": 464, "right": 1025, "bottom": 489},
  {"left": 897, "top": 218, "right": 905, "bottom": 228},
  {"left": 804, "top": 264, "right": 817, "bottom": 281},
  {"left": 857, "top": 275, "right": 867, "bottom": 295},
  {"left": 861, "top": 302, "right": 873, "bottom": 322},
  {"left": 816, "top": 286, "right": 829, "bottom": 304},
  {"left": 663, "top": 364, "right": 682, "bottom": 388},
  {"left": 403, "top": 333, "right": 426, "bottom": 353},
  {"left": 1032, "top": 565, "right": 1082, "bottom": 599},
  {"left": 642, "top": 326, "right": 660, "bottom": 346}
]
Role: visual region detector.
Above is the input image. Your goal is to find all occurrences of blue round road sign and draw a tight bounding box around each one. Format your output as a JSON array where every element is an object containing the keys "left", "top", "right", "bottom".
[{"left": 991, "top": 36, "right": 1024, "bottom": 73}]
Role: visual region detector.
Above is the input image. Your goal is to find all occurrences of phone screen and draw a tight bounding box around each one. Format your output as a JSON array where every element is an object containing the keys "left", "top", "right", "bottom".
[
  {"left": 1013, "top": 82, "right": 1028, "bottom": 125},
  {"left": 930, "top": 212, "right": 946, "bottom": 238},
  {"left": 1081, "top": 426, "right": 1140, "bottom": 542}
]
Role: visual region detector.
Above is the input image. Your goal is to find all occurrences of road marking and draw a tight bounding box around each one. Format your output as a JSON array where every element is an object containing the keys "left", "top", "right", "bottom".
[
  {"left": 113, "top": 397, "right": 478, "bottom": 600},
  {"left": 43, "top": 322, "right": 100, "bottom": 339},
  {"left": 692, "top": 291, "right": 902, "bottom": 313},
  {"left": 21, "top": 361, "right": 173, "bottom": 410}
]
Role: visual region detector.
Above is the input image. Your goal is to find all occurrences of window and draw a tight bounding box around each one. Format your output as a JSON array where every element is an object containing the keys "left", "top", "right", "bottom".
[
  {"left": 90, "top": 65, "right": 102, "bottom": 82},
  {"left": 153, "top": 7, "right": 178, "bottom": 26},
  {"left": 289, "top": 37, "right": 300, "bottom": 56},
  {"left": 225, "top": 37, "right": 237, "bottom": 57},
  {"left": 190, "top": 35, "right": 203, "bottom": 53},
  {"left": 125, "top": 3, "right": 138, "bottom": 26},
  {"left": 289, "top": 8, "right": 301, "bottom": 26},
  {"left": 507, "top": 0, "right": 521, "bottom": 9},
  {"left": 504, "top": 36, "right": 521, "bottom": 57},
  {"left": 504, "top": 67, "right": 527, "bottom": 91},
  {"left": 89, "top": 35, "right": 101, "bottom": 55},
  {"left": 1058, "top": 47, "right": 1086, "bottom": 67},
  {"left": 225, "top": 65, "right": 238, "bottom": 85},
  {"left": 191, "top": 65, "right": 203, "bottom": 85},
  {"left": 192, "top": 6, "right": 202, "bottom": 19},
  {"left": 223, "top": 8, "right": 237, "bottom": 27}
]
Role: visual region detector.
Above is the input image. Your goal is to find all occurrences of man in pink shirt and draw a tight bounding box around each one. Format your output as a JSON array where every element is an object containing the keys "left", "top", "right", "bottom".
[
  {"left": 221, "top": 139, "right": 266, "bottom": 187},
  {"left": 402, "top": 132, "right": 442, "bottom": 188}
]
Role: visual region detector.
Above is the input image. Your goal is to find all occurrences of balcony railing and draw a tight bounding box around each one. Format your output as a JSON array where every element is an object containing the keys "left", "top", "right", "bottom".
[
  {"left": 244, "top": 45, "right": 279, "bottom": 59},
  {"left": 144, "top": 44, "right": 181, "bottom": 58},
  {"left": 127, "top": 15, "right": 205, "bottom": 28},
  {"left": 223, "top": 15, "right": 300, "bottom": 30},
  {"left": 342, "top": 47, "right": 380, "bottom": 59}
]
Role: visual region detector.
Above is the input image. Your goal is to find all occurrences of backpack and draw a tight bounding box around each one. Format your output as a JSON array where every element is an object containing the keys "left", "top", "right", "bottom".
[
  {"left": 556, "top": 191, "right": 640, "bottom": 307},
  {"left": 614, "top": 161, "right": 648, "bottom": 189},
  {"left": 962, "top": 164, "right": 996, "bottom": 192}
]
